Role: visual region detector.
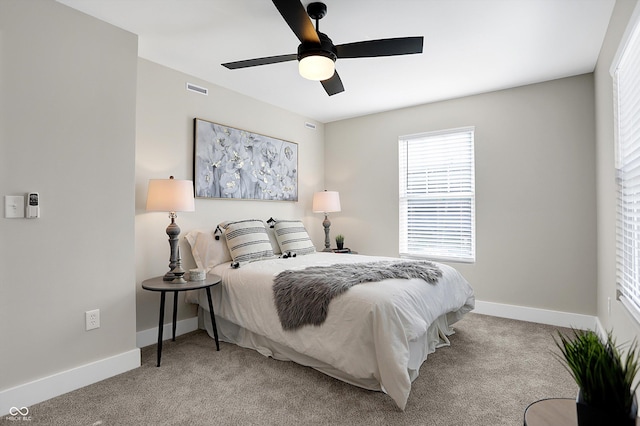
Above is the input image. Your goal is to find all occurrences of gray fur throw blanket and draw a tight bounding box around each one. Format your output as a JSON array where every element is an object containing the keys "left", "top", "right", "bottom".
[{"left": 273, "top": 260, "right": 442, "bottom": 330}]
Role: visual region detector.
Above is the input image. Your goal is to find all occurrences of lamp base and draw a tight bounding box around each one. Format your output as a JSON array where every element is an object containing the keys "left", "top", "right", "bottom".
[
  {"left": 164, "top": 215, "right": 187, "bottom": 283},
  {"left": 166, "top": 264, "right": 187, "bottom": 284},
  {"left": 322, "top": 214, "right": 332, "bottom": 251},
  {"left": 163, "top": 271, "right": 187, "bottom": 283}
]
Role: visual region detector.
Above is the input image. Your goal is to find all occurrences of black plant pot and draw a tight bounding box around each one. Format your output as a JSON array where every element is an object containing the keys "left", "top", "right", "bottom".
[
  {"left": 336, "top": 242, "right": 344, "bottom": 250},
  {"left": 576, "top": 390, "right": 637, "bottom": 426}
]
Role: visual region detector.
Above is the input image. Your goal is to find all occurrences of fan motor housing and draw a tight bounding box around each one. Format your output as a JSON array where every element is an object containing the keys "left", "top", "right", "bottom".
[
  {"left": 297, "top": 32, "right": 337, "bottom": 62},
  {"left": 307, "top": 2, "right": 327, "bottom": 21}
]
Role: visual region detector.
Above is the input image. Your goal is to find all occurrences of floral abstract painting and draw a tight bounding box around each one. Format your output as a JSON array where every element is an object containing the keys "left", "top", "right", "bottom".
[{"left": 194, "top": 118, "right": 298, "bottom": 201}]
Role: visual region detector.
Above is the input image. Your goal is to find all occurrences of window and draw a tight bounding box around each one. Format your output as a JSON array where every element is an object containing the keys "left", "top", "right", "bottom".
[
  {"left": 399, "top": 127, "right": 475, "bottom": 263},
  {"left": 614, "top": 4, "right": 640, "bottom": 322}
]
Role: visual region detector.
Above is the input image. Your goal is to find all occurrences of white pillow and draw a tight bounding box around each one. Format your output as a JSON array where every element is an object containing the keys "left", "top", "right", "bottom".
[
  {"left": 184, "top": 229, "right": 232, "bottom": 271},
  {"left": 223, "top": 219, "right": 275, "bottom": 263},
  {"left": 273, "top": 220, "right": 316, "bottom": 255}
]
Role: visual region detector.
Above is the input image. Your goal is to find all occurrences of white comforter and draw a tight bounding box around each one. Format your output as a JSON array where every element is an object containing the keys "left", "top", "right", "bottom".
[{"left": 198, "top": 252, "right": 474, "bottom": 410}]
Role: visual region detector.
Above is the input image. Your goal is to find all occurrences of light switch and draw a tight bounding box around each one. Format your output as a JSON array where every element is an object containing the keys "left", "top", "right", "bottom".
[{"left": 4, "top": 196, "right": 25, "bottom": 218}]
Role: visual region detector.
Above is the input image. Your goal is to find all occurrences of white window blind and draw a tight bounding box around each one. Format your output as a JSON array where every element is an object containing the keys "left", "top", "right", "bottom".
[
  {"left": 399, "top": 127, "right": 475, "bottom": 263},
  {"left": 614, "top": 4, "right": 640, "bottom": 322}
]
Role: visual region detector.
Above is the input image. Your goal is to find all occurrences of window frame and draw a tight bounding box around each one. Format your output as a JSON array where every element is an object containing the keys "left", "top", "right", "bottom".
[
  {"left": 612, "top": 2, "right": 640, "bottom": 324},
  {"left": 398, "top": 126, "right": 476, "bottom": 263}
]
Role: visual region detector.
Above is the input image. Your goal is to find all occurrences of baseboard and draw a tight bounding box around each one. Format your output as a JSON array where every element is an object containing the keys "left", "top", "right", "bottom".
[
  {"left": 594, "top": 317, "right": 607, "bottom": 339},
  {"left": 0, "top": 348, "right": 140, "bottom": 417},
  {"left": 136, "top": 316, "right": 199, "bottom": 348},
  {"left": 473, "top": 300, "right": 598, "bottom": 330}
]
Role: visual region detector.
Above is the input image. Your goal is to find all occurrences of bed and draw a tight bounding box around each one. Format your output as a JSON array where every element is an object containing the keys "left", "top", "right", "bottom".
[{"left": 185, "top": 219, "right": 474, "bottom": 410}]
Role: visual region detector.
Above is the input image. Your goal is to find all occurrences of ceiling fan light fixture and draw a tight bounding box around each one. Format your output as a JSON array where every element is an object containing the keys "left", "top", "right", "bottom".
[
  {"left": 222, "top": 1, "right": 423, "bottom": 96},
  {"left": 299, "top": 54, "right": 335, "bottom": 81}
]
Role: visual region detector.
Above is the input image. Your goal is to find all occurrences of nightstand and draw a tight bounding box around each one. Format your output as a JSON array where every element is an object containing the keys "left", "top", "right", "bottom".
[
  {"left": 142, "top": 275, "right": 221, "bottom": 366},
  {"left": 332, "top": 248, "right": 358, "bottom": 254}
]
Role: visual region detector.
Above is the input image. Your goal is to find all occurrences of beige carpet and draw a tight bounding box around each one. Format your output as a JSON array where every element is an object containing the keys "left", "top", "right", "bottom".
[{"left": 23, "top": 313, "right": 577, "bottom": 425}]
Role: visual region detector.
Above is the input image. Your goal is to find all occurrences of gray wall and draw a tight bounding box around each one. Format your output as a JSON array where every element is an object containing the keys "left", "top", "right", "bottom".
[
  {"left": 135, "top": 59, "right": 326, "bottom": 332},
  {"left": 325, "top": 74, "right": 597, "bottom": 315},
  {"left": 0, "top": 0, "right": 138, "bottom": 390},
  {"left": 595, "top": 0, "right": 640, "bottom": 341}
]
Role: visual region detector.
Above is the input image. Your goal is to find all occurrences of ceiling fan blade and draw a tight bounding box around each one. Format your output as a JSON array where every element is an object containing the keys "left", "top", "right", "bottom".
[
  {"left": 222, "top": 53, "right": 297, "bottom": 70},
  {"left": 336, "top": 36, "right": 424, "bottom": 58},
  {"left": 272, "top": 0, "right": 320, "bottom": 44},
  {"left": 321, "top": 71, "right": 344, "bottom": 96}
]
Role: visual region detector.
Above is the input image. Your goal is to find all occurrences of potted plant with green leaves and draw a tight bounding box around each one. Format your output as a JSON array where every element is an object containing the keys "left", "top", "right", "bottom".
[
  {"left": 554, "top": 329, "right": 639, "bottom": 425},
  {"left": 335, "top": 234, "right": 344, "bottom": 250}
]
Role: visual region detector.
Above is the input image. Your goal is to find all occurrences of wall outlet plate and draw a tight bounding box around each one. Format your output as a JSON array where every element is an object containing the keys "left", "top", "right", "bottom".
[
  {"left": 85, "top": 309, "right": 100, "bottom": 331},
  {"left": 4, "top": 195, "right": 25, "bottom": 218}
]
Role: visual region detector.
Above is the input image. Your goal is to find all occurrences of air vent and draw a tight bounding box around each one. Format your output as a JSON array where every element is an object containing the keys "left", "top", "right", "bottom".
[
  {"left": 186, "top": 82, "right": 208, "bottom": 96},
  {"left": 304, "top": 122, "right": 316, "bottom": 130}
]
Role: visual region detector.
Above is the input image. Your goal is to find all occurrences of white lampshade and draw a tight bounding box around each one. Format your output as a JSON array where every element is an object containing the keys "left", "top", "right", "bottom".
[
  {"left": 146, "top": 176, "right": 195, "bottom": 213},
  {"left": 299, "top": 55, "right": 335, "bottom": 81},
  {"left": 312, "top": 191, "right": 341, "bottom": 213}
]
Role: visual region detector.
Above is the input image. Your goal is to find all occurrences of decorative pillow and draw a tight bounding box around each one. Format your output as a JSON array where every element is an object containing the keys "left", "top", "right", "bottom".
[
  {"left": 273, "top": 220, "right": 316, "bottom": 255},
  {"left": 223, "top": 219, "right": 275, "bottom": 263},
  {"left": 184, "top": 229, "right": 232, "bottom": 271}
]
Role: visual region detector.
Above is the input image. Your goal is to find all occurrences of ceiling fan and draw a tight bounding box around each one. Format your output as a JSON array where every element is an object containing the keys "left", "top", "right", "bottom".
[{"left": 221, "top": 0, "right": 424, "bottom": 96}]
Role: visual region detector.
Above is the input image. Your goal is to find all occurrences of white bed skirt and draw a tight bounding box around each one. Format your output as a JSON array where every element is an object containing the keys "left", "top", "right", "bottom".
[{"left": 197, "top": 305, "right": 461, "bottom": 396}]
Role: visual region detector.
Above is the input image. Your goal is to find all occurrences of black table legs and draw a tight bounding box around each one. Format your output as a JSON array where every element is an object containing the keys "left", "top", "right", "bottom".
[
  {"left": 154, "top": 288, "right": 220, "bottom": 366},
  {"left": 172, "top": 291, "right": 178, "bottom": 341},
  {"left": 206, "top": 287, "right": 220, "bottom": 351},
  {"left": 156, "top": 291, "right": 166, "bottom": 367},
  {"left": 154, "top": 291, "right": 178, "bottom": 367}
]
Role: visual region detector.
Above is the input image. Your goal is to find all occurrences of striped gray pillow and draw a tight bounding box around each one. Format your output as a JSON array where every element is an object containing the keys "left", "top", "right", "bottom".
[
  {"left": 274, "top": 220, "right": 316, "bottom": 255},
  {"left": 223, "top": 220, "right": 274, "bottom": 263}
]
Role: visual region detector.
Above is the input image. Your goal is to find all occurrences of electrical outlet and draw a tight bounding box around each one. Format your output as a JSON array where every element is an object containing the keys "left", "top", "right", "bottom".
[{"left": 85, "top": 309, "right": 100, "bottom": 331}]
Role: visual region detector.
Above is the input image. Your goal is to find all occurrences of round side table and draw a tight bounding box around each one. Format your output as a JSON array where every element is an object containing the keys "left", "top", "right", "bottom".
[
  {"left": 142, "top": 274, "right": 221, "bottom": 366},
  {"left": 524, "top": 398, "right": 575, "bottom": 426},
  {"left": 524, "top": 398, "right": 640, "bottom": 426}
]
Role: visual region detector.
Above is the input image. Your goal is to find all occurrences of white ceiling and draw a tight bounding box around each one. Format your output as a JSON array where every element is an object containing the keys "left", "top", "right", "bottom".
[{"left": 57, "top": 0, "right": 615, "bottom": 123}]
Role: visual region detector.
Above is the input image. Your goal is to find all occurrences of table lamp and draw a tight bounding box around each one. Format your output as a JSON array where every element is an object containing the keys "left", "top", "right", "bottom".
[
  {"left": 312, "top": 190, "right": 341, "bottom": 252},
  {"left": 146, "top": 176, "right": 195, "bottom": 283}
]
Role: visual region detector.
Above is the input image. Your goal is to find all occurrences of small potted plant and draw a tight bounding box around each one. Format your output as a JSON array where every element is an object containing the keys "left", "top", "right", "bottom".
[
  {"left": 335, "top": 234, "right": 345, "bottom": 250},
  {"left": 554, "top": 328, "right": 639, "bottom": 425}
]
